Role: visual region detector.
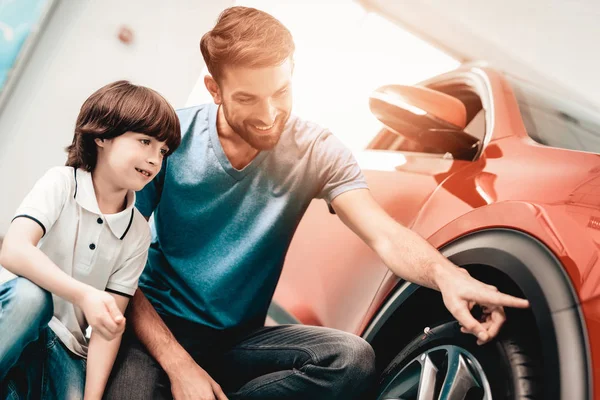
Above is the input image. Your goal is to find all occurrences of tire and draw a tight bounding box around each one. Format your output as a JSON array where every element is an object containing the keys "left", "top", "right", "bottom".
[{"left": 375, "top": 321, "right": 541, "bottom": 400}]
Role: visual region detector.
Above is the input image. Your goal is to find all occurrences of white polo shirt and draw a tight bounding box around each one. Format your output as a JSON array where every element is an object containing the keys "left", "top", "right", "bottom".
[{"left": 0, "top": 166, "right": 151, "bottom": 357}]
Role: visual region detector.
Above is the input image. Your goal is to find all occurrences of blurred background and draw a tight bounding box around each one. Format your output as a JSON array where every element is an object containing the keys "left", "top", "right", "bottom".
[{"left": 0, "top": 0, "right": 598, "bottom": 234}]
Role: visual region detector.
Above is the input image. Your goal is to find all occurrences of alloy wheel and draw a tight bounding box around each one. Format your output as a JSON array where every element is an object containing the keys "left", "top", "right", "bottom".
[{"left": 377, "top": 344, "right": 493, "bottom": 400}]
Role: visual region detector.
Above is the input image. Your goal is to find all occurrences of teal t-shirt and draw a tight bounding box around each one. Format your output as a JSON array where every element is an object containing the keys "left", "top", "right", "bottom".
[{"left": 136, "top": 103, "right": 368, "bottom": 329}]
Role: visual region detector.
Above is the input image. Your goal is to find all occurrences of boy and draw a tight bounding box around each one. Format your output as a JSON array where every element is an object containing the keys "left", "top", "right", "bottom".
[{"left": 0, "top": 80, "right": 181, "bottom": 399}]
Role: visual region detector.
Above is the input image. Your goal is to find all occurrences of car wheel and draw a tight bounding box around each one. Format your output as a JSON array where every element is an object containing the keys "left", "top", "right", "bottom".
[{"left": 375, "top": 321, "right": 541, "bottom": 400}]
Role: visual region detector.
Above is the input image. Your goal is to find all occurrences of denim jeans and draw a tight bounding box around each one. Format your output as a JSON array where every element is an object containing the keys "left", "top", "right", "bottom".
[
  {"left": 0, "top": 277, "right": 86, "bottom": 400},
  {"left": 105, "top": 313, "right": 376, "bottom": 399}
]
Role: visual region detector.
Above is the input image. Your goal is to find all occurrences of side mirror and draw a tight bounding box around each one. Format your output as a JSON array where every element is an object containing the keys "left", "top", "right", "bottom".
[{"left": 369, "top": 85, "right": 479, "bottom": 158}]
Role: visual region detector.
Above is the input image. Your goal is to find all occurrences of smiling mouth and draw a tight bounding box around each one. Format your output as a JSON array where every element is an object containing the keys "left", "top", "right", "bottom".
[
  {"left": 135, "top": 168, "right": 152, "bottom": 177},
  {"left": 251, "top": 122, "right": 275, "bottom": 131}
]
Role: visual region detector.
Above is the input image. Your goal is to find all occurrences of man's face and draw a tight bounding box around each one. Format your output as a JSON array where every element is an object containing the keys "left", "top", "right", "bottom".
[{"left": 216, "top": 59, "right": 293, "bottom": 150}]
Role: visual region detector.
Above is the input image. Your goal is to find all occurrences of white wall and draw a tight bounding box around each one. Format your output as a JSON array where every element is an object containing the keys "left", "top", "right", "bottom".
[
  {"left": 0, "top": 0, "right": 232, "bottom": 234},
  {"left": 362, "top": 0, "right": 600, "bottom": 109}
]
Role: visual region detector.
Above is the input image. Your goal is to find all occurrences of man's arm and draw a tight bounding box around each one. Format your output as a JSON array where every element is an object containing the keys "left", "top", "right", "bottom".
[
  {"left": 127, "top": 289, "right": 227, "bottom": 400},
  {"left": 331, "top": 188, "right": 529, "bottom": 344},
  {"left": 127, "top": 289, "right": 192, "bottom": 376},
  {"left": 84, "top": 293, "right": 128, "bottom": 400},
  {"left": 118, "top": 217, "right": 224, "bottom": 398}
]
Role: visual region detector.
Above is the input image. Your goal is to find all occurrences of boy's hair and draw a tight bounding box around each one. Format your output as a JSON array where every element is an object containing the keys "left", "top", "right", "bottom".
[
  {"left": 200, "top": 6, "right": 295, "bottom": 82},
  {"left": 66, "top": 80, "right": 181, "bottom": 172}
]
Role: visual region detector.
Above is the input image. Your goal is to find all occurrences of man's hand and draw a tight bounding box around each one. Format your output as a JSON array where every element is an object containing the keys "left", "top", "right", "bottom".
[
  {"left": 78, "top": 288, "right": 126, "bottom": 340},
  {"left": 436, "top": 266, "right": 529, "bottom": 345},
  {"left": 168, "top": 358, "right": 228, "bottom": 400}
]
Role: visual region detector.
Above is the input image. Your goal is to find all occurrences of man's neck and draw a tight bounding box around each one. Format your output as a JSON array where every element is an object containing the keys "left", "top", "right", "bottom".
[{"left": 216, "top": 105, "right": 259, "bottom": 170}]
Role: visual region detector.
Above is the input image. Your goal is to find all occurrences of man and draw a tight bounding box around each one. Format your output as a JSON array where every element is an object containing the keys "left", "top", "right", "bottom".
[{"left": 105, "top": 6, "right": 529, "bottom": 400}]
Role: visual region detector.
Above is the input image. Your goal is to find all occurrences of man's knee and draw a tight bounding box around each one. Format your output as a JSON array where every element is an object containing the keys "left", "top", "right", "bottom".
[
  {"left": 337, "top": 334, "right": 376, "bottom": 378},
  {"left": 329, "top": 333, "right": 377, "bottom": 396}
]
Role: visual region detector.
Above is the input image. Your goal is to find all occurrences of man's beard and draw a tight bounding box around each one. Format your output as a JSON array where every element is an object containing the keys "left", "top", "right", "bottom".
[{"left": 222, "top": 105, "right": 289, "bottom": 151}]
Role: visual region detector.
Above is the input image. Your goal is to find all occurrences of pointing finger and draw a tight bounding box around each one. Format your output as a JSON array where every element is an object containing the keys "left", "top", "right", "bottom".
[{"left": 475, "top": 290, "right": 529, "bottom": 309}]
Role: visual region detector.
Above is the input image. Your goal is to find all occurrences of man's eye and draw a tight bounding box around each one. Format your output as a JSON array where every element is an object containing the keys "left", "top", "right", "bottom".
[
  {"left": 140, "top": 139, "right": 151, "bottom": 145},
  {"left": 238, "top": 98, "right": 252, "bottom": 104}
]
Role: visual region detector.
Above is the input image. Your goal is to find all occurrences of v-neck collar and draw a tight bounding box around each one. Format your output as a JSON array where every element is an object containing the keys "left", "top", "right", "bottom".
[{"left": 207, "top": 103, "right": 270, "bottom": 181}]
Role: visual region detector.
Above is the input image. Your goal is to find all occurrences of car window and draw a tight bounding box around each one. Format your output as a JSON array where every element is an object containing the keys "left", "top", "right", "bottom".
[
  {"left": 508, "top": 76, "right": 600, "bottom": 154},
  {"left": 367, "top": 86, "right": 484, "bottom": 161},
  {"left": 463, "top": 109, "right": 485, "bottom": 140},
  {"left": 437, "top": 86, "right": 486, "bottom": 144}
]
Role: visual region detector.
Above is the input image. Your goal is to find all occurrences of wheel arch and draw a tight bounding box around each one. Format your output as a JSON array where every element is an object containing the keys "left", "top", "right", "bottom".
[{"left": 363, "top": 228, "right": 591, "bottom": 400}]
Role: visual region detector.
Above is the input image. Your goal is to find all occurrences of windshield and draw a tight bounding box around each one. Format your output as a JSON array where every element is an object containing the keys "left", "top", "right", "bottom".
[{"left": 507, "top": 76, "right": 600, "bottom": 154}]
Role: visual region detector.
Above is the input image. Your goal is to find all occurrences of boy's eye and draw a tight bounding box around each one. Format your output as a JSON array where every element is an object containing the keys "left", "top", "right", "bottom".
[
  {"left": 160, "top": 149, "right": 168, "bottom": 156},
  {"left": 140, "top": 139, "right": 151, "bottom": 145}
]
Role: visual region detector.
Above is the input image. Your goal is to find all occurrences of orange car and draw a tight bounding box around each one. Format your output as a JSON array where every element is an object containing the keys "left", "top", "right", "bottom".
[{"left": 271, "top": 65, "right": 599, "bottom": 400}]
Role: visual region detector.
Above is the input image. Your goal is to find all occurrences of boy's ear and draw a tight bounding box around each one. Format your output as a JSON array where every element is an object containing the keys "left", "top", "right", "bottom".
[
  {"left": 94, "top": 137, "right": 105, "bottom": 147},
  {"left": 204, "top": 75, "right": 222, "bottom": 105}
]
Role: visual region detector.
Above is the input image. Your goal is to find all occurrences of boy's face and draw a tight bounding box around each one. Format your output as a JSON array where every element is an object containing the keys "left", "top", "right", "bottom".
[
  {"left": 207, "top": 58, "right": 294, "bottom": 150},
  {"left": 96, "top": 132, "right": 169, "bottom": 191}
]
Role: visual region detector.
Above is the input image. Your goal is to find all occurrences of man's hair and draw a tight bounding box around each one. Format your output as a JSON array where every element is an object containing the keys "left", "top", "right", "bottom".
[
  {"left": 66, "top": 80, "right": 181, "bottom": 172},
  {"left": 200, "top": 6, "right": 295, "bottom": 82}
]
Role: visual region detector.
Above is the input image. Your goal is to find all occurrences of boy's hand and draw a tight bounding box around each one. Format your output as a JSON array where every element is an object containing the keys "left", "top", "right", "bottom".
[{"left": 78, "top": 289, "right": 126, "bottom": 340}]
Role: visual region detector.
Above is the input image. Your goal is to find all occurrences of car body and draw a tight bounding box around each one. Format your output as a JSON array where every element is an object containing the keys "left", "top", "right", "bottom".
[{"left": 271, "top": 65, "right": 599, "bottom": 399}]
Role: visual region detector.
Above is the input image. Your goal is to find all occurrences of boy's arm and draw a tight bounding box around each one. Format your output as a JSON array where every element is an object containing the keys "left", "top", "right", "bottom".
[
  {"left": 0, "top": 218, "right": 87, "bottom": 302},
  {"left": 0, "top": 218, "right": 124, "bottom": 340},
  {"left": 84, "top": 293, "right": 129, "bottom": 400}
]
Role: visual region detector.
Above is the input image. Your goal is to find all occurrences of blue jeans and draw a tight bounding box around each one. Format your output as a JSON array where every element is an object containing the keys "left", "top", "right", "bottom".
[
  {"left": 0, "top": 277, "right": 86, "bottom": 400},
  {"left": 105, "top": 313, "right": 376, "bottom": 399}
]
